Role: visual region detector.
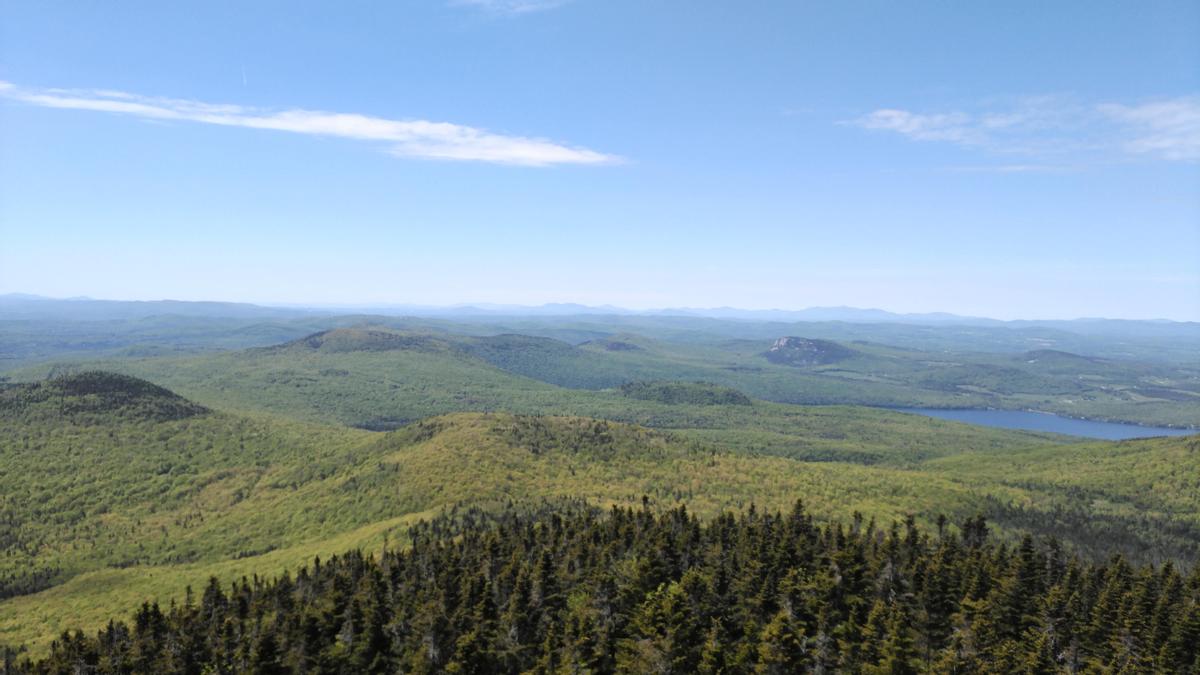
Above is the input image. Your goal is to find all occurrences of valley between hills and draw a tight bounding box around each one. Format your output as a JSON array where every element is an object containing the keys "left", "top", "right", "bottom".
[{"left": 1, "top": 307, "right": 1198, "bottom": 670}]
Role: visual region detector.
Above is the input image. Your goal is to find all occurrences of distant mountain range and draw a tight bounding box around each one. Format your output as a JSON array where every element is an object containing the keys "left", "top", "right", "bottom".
[
  {"left": 1, "top": 293, "right": 1194, "bottom": 329},
  {"left": 0, "top": 294, "right": 318, "bottom": 321}
]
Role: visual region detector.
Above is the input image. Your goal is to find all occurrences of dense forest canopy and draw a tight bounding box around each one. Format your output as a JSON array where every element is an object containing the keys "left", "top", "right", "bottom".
[{"left": 8, "top": 502, "right": 1199, "bottom": 674}]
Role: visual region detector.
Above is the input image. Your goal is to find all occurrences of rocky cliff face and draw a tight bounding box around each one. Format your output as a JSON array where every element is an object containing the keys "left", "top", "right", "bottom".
[{"left": 763, "top": 337, "right": 855, "bottom": 366}]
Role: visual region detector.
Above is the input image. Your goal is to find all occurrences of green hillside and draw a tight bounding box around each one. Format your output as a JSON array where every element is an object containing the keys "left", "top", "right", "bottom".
[
  {"left": 7, "top": 335, "right": 1072, "bottom": 469},
  {"left": 2, "top": 372, "right": 1197, "bottom": 657},
  {"left": 925, "top": 433, "right": 1200, "bottom": 562},
  {"left": 0, "top": 374, "right": 374, "bottom": 601},
  {"left": 15, "top": 325, "right": 1196, "bottom": 427}
]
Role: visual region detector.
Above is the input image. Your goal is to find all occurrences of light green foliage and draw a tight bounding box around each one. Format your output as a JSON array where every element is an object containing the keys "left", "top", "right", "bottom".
[
  {"left": 926, "top": 434, "right": 1200, "bottom": 561},
  {"left": 1, "top": 371, "right": 1197, "bottom": 657}
]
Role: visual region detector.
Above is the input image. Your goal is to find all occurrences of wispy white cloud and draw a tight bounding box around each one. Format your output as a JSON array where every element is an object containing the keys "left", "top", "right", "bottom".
[
  {"left": 852, "top": 109, "right": 977, "bottom": 144},
  {"left": 847, "top": 95, "right": 1200, "bottom": 163},
  {"left": 1098, "top": 97, "right": 1200, "bottom": 161},
  {"left": 0, "top": 81, "right": 617, "bottom": 167},
  {"left": 450, "top": 0, "right": 571, "bottom": 15}
]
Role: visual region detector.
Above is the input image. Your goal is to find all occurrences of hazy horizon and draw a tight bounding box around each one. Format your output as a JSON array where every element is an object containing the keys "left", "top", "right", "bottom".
[
  {"left": 4, "top": 291, "right": 1196, "bottom": 323},
  {"left": 2, "top": 1, "right": 1198, "bottom": 320}
]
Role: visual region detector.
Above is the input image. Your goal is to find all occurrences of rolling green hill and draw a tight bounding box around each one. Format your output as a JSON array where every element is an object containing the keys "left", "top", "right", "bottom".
[
  {"left": 925, "top": 433, "right": 1200, "bottom": 561},
  {"left": 13, "top": 324, "right": 1196, "bottom": 427},
  {"left": 5, "top": 333, "right": 1074, "bottom": 469},
  {"left": 1, "top": 372, "right": 1196, "bottom": 657}
]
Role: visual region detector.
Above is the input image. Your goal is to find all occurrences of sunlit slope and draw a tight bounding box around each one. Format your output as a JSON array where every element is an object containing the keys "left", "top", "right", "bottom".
[
  {"left": 923, "top": 433, "right": 1200, "bottom": 561},
  {"left": 0, "top": 513, "right": 434, "bottom": 658},
  {"left": 0, "top": 413, "right": 1035, "bottom": 654},
  {"left": 0, "top": 376, "right": 998, "bottom": 653},
  {"left": 2, "top": 373, "right": 1198, "bottom": 654},
  {"left": 1, "top": 372, "right": 1025, "bottom": 600},
  {"left": 0, "top": 373, "right": 376, "bottom": 599}
]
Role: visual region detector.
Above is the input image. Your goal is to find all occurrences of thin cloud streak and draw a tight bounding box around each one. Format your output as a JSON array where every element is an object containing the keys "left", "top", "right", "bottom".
[
  {"left": 847, "top": 95, "right": 1200, "bottom": 163},
  {"left": 945, "top": 164, "right": 1078, "bottom": 174},
  {"left": 450, "top": 0, "right": 571, "bottom": 15},
  {"left": 853, "top": 109, "right": 978, "bottom": 144},
  {"left": 0, "top": 82, "right": 618, "bottom": 167},
  {"left": 1098, "top": 98, "right": 1200, "bottom": 161}
]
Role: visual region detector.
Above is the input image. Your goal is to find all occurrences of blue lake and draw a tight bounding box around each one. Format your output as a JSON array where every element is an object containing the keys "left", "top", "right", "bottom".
[{"left": 895, "top": 408, "right": 1196, "bottom": 440}]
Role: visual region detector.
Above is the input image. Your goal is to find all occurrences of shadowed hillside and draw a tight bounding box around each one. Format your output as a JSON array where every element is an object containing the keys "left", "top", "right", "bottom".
[
  {"left": 0, "top": 372, "right": 208, "bottom": 423},
  {"left": 270, "top": 328, "right": 452, "bottom": 354},
  {"left": 620, "top": 380, "right": 753, "bottom": 406}
]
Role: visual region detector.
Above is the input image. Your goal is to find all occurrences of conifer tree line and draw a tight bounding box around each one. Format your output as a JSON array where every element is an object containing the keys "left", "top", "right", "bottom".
[{"left": 7, "top": 501, "right": 1200, "bottom": 674}]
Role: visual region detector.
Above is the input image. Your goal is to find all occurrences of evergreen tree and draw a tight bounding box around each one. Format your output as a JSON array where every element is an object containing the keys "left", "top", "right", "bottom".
[
  {"left": 1160, "top": 600, "right": 1200, "bottom": 673},
  {"left": 863, "top": 604, "right": 919, "bottom": 675},
  {"left": 14, "top": 502, "right": 1194, "bottom": 675},
  {"left": 249, "top": 624, "right": 286, "bottom": 675},
  {"left": 698, "top": 619, "right": 728, "bottom": 675},
  {"left": 754, "top": 608, "right": 806, "bottom": 674}
]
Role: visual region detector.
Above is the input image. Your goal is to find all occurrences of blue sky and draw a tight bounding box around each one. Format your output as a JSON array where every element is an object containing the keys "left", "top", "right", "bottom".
[{"left": 1, "top": 0, "right": 1197, "bottom": 320}]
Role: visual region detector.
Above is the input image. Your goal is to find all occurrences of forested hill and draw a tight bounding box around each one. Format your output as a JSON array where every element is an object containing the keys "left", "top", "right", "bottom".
[
  {"left": 3, "top": 370, "right": 1199, "bottom": 659},
  {"left": 0, "top": 371, "right": 208, "bottom": 423},
  {"left": 11, "top": 503, "right": 1200, "bottom": 674},
  {"left": 12, "top": 321, "right": 1198, "bottom": 428}
]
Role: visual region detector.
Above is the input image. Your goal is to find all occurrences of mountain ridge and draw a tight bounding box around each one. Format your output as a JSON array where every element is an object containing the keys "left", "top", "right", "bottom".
[{"left": 5, "top": 293, "right": 1194, "bottom": 325}]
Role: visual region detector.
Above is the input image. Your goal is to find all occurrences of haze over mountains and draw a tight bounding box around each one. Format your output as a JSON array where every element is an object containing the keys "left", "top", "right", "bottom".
[
  {"left": 3, "top": 293, "right": 1194, "bottom": 327},
  {"left": 4, "top": 293, "right": 1197, "bottom": 431}
]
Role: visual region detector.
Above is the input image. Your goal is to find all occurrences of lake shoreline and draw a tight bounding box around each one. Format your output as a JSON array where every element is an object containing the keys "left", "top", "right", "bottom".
[{"left": 887, "top": 406, "right": 1197, "bottom": 440}]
